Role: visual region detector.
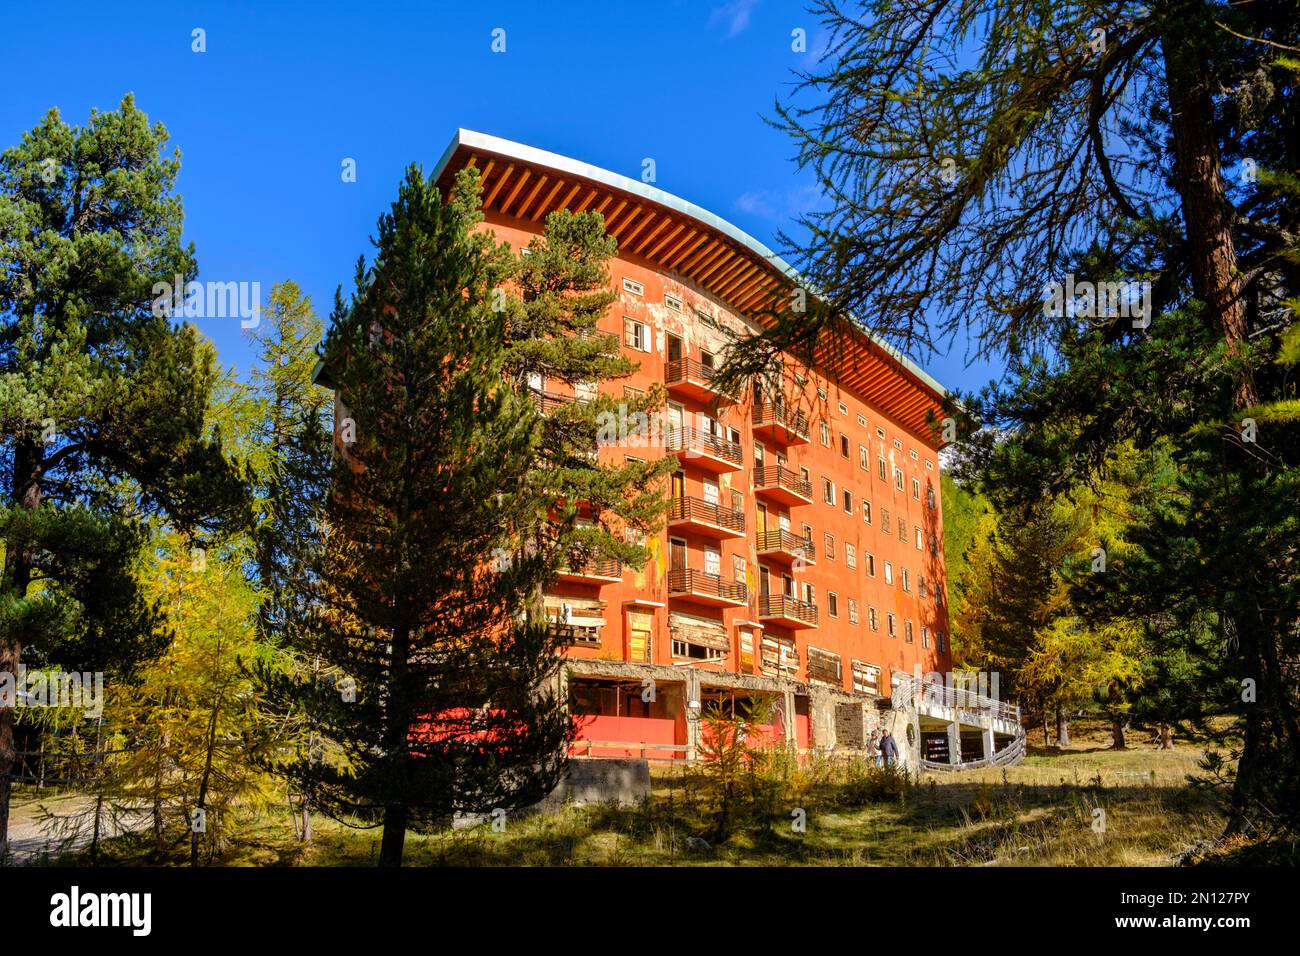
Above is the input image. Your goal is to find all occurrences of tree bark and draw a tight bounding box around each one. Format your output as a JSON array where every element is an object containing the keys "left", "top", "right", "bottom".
[
  {"left": 0, "top": 436, "right": 43, "bottom": 859},
  {"left": 1055, "top": 705, "right": 1070, "bottom": 748},
  {"left": 1161, "top": 17, "right": 1256, "bottom": 408},
  {"left": 191, "top": 701, "right": 220, "bottom": 866},
  {"left": 1112, "top": 719, "right": 1127, "bottom": 750},
  {"left": 378, "top": 623, "right": 412, "bottom": 867}
]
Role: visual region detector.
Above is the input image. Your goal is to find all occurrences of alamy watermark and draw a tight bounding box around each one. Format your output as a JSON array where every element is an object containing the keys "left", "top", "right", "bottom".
[
  {"left": 1043, "top": 273, "right": 1151, "bottom": 329},
  {"left": 151, "top": 275, "right": 261, "bottom": 328},
  {"left": 0, "top": 667, "right": 104, "bottom": 719}
]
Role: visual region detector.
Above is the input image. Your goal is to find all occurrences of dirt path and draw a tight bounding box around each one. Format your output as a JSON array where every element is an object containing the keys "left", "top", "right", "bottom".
[{"left": 4, "top": 791, "right": 149, "bottom": 865}]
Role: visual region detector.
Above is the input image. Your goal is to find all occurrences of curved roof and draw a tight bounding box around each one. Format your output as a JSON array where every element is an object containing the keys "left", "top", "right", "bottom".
[{"left": 428, "top": 129, "right": 950, "bottom": 442}]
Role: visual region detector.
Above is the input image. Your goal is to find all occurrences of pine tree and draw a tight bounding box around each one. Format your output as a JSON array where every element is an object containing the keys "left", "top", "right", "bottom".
[
  {"left": 268, "top": 167, "right": 572, "bottom": 866},
  {"left": 0, "top": 95, "right": 248, "bottom": 857},
  {"left": 500, "top": 209, "right": 674, "bottom": 571}
]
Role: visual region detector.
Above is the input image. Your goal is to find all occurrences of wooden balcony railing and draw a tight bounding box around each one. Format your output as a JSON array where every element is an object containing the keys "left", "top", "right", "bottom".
[
  {"left": 667, "top": 568, "right": 747, "bottom": 603},
  {"left": 754, "top": 464, "right": 813, "bottom": 499},
  {"left": 665, "top": 426, "right": 744, "bottom": 467},
  {"left": 756, "top": 527, "right": 815, "bottom": 560},
  {"left": 752, "top": 403, "right": 809, "bottom": 440},
  {"left": 670, "top": 496, "right": 745, "bottom": 533},
  {"left": 759, "top": 593, "right": 819, "bottom": 626}
]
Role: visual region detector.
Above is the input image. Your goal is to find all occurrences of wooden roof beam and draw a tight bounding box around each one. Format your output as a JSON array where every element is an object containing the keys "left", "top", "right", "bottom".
[
  {"left": 529, "top": 179, "right": 567, "bottom": 221},
  {"left": 514, "top": 174, "right": 548, "bottom": 219},
  {"left": 484, "top": 164, "right": 514, "bottom": 208},
  {"left": 498, "top": 169, "right": 532, "bottom": 216},
  {"left": 632, "top": 218, "right": 672, "bottom": 256}
]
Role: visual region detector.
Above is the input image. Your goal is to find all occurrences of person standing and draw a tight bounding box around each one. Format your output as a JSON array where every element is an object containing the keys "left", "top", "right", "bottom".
[{"left": 879, "top": 727, "right": 899, "bottom": 767}]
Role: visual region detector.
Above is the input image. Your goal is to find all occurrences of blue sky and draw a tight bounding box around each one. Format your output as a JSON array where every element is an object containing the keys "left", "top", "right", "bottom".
[{"left": 1, "top": 0, "right": 1000, "bottom": 394}]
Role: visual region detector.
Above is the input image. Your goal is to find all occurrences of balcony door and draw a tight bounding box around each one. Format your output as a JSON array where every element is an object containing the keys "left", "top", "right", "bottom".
[
  {"left": 702, "top": 479, "right": 719, "bottom": 506},
  {"left": 759, "top": 566, "right": 771, "bottom": 598},
  {"left": 704, "top": 547, "right": 721, "bottom": 578},
  {"left": 666, "top": 334, "right": 683, "bottom": 365},
  {"left": 672, "top": 470, "right": 685, "bottom": 500},
  {"left": 669, "top": 537, "right": 687, "bottom": 572},
  {"left": 756, "top": 503, "right": 768, "bottom": 536}
]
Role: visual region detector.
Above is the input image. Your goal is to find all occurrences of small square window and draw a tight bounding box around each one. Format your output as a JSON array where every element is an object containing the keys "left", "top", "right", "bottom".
[
  {"left": 622, "top": 277, "right": 644, "bottom": 296},
  {"left": 857, "top": 415, "right": 867, "bottom": 427},
  {"left": 664, "top": 293, "right": 683, "bottom": 312},
  {"left": 828, "top": 592, "right": 839, "bottom": 617},
  {"left": 623, "top": 318, "right": 650, "bottom": 352},
  {"left": 837, "top": 401, "right": 848, "bottom": 416}
]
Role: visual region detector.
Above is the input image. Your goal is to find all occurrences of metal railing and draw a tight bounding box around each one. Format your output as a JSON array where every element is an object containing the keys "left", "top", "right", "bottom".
[
  {"left": 754, "top": 464, "right": 812, "bottom": 499},
  {"left": 753, "top": 403, "right": 809, "bottom": 439},
  {"left": 558, "top": 555, "right": 624, "bottom": 579},
  {"left": 756, "top": 527, "right": 815, "bottom": 560},
  {"left": 667, "top": 568, "right": 747, "bottom": 603},
  {"left": 665, "top": 358, "right": 735, "bottom": 398},
  {"left": 670, "top": 496, "right": 745, "bottom": 532},
  {"left": 758, "top": 593, "right": 818, "bottom": 625},
  {"left": 665, "top": 426, "right": 744, "bottom": 467}
]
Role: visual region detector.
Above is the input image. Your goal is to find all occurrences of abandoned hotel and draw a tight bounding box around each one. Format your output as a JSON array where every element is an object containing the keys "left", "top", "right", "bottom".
[{"left": 325, "top": 130, "right": 1025, "bottom": 773}]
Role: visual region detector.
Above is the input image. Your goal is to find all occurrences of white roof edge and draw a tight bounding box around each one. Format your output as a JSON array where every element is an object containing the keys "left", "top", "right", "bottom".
[{"left": 432, "top": 128, "right": 950, "bottom": 401}]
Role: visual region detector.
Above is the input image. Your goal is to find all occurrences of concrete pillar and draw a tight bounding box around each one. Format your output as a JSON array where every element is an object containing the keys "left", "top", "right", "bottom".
[
  {"left": 684, "top": 670, "right": 702, "bottom": 761},
  {"left": 982, "top": 718, "right": 995, "bottom": 763},
  {"left": 783, "top": 688, "right": 797, "bottom": 748},
  {"left": 947, "top": 720, "right": 961, "bottom": 766}
]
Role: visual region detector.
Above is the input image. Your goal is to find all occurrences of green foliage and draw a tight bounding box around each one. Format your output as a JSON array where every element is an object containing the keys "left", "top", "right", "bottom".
[{"left": 838, "top": 760, "right": 911, "bottom": 807}]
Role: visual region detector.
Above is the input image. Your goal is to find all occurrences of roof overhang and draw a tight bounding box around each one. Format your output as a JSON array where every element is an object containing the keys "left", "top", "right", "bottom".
[{"left": 432, "top": 129, "right": 952, "bottom": 445}]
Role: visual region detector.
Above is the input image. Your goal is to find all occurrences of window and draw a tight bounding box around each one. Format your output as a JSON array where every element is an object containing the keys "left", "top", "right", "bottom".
[
  {"left": 936, "top": 631, "right": 947, "bottom": 654},
  {"left": 802, "top": 522, "right": 813, "bottom": 544},
  {"left": 733, "top": 554, "right": 747, "bottom": 583},
  {"left": 887, "top": 613, "right": 897, "bottom": 637},
  {"left": 807, "top": 646, "right": 842, "bottom": 684},
  {"left": 905, "top": 620, "right": 914, "bottom": 643},
  {"left": 828, "top": 592, "right": 839, "bottom": 617},
  {"left": 915, "top": 527, "right": 924, "bottom": 550},
  {"left": 704, "top": 547, "right": 721, "bottom": 577},
  {"left": 673, "top": 638, "right": 725, "bottom": 660},
  {"left": 895, "top": 467, "right": 905, "bottom": 491},
  {"left": 909, "top": 448, "right": 919, "bottom": 461},
  {"left": 840, "top": 434, "right": 850, "bottom": 458},
  {"left": 868, "top": 606, "right": 879, "bottom": 630},
  {"left": 859, "top": 444, "right": 870, "bottom": 470},
  {"left": 935, "top": 584, "right": 944, "bottom": 608},
  {"left": 862, "top": 499, "right": 872, "bottom": 524},
  {"left": 921, "top": 625, "right": 931, "bottom": 649},
  {"left": 848, "top": 599, "right": 859, "bottom": 624},
  {"left": 800, "top": 466, "right": 811, "bottom": 486},
  {"left": 852, "top": 660, "right": 880, "bottom": 695},
  {"left": 845, "top": 543, "right": 856, "bottom": 569},
  {"left": 931, "top": 533, "right": 940, "bottom": 556},
  {"left": 822, "top": 478, "right": 835, "bottom": 505},
  {"left": 927, "top": 482, "right": 937, "bottom": 509},
  {"left": 857, "top": 414, "right": 868, "bottom": 427},
  {"left": 893, "top": 438, "right": 903, "bottom": 450},
  {"left": 881, "top": 509, "right": 891, "bottom": 534},
  {"left": 623, "top": 318, "right": 649, "bottom": 352},
  {"left": 837, "top": 401, "right": 848, "bottom": 416},
  {"left": 865, "top": 552, "right": 876, "bottom": 576},
  {"left": 824, "top": 533, "right": 836, "bottom": 559},
  {"left": 898, "top": 516, "right": 906, "bottom": 538},
  {"left": 842, "top": 489, "right": 853, "bottom": 514},
  {"left": 876, "top": 427, "right": 886, "bottom": 439},
  {"left": 817, "top": 387, "right": 828, "bottom": 401},
  {"left": 901, "top": 568, "right": 910, "bottom": 592},
  {"left": 926, "top": 458, "right": 934, "bottom": 470},
  {"left": 912, "top": 477, "right": 921, "bottom": 500},
  {"left": 878, "top": 456, "right": 887, "bottom": 480},
  {"left": 622, "top": 277, "right": 645, "bottom": 296},
  {"left": 919, "top": 575, "right": 928, "bottom": 600},
  {"left": 820, "top": 421, "right": 830, "bottom": 446},
  {"left": 664, "top": 293, "right": 683, "bottom": 312},
  {"left": 884, "top": 561, "right": 893, "bottom": 585},
  {"left": 803, "top": 582, "right": 816, "bottom": 605}
]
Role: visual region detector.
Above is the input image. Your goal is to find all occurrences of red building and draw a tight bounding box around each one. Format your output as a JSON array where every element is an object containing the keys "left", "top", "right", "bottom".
[{"left": 423, "top": 130, "right": 956, "bottom": 761}]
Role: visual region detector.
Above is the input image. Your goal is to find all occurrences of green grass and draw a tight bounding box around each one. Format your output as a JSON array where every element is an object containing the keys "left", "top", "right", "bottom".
[{"left": 22, "top": 732, "right": 1233, "bottom": 867}]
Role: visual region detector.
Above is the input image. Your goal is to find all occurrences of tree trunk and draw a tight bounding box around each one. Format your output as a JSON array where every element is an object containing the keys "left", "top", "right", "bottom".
[
  {"left": 379, "top": 803, "right": 407, "bottom": 867},
  {"left": 1112, "top": 719, "right": 1127, "bottom": 750},
  {"left": 378, "top": 623, "right": 412, "bottom": 867},
  {"left": 1158, "top": 722, "right": 1174, "bottom": 750},
  {"left": 1161, "top": 16, "right": 1255, "bottom": 408},
  {"left": 1042, "top": 714, "right": 1052, "bottom": 747},
  {"left": 1055, "top": 705, "right": 1070, "bottom": 748},
  {"left": 0, "top": 436, "right": 43, "bottom": 859},
  {"left": 191, "top": 702, "right": 220, "bottom": 866}
]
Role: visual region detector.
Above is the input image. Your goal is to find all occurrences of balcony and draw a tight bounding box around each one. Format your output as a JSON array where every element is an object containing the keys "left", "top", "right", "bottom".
[
  {"left": 758, "top": 593, "right": 819, "bottom": 629},
  {"left": 669, "top": 497, "right": 746, "bottom": 538},
  {"left": 756, "top": 528, "right": 816, "bottom": 566},
  {"left": 665, "top": 358, "right": 737, "bottom": 404},
  {"left": 754, "top": 465, "right": 813, "bottom": 506},
  {"left": 556, "top": 555, "right": 624, "bottom": 584},
  {"left": 752, "top": 403, "right": 809, "bottom": 445},
  {"left": 667, "top": 568, "right": 748, "bottom": 608},
  {"left": 529, "top": 388, "right": 577, "bottom": 416},
  {"left": 666, "top": 426, "right": 744, "bottom": 473}
]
